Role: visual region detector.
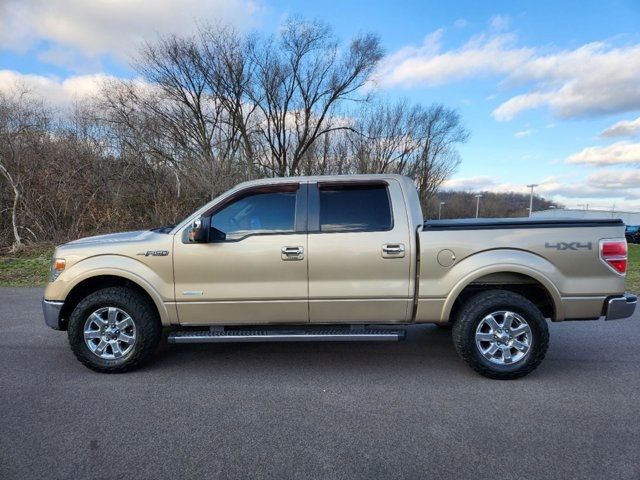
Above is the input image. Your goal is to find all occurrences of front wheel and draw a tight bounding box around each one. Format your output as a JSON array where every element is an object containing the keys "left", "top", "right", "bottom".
[
  {"left": 452, "top": 290, "right": 549, "bottom": 379},
  {"left": 67, "top": 287, "right": 162, "bottom": 373}
]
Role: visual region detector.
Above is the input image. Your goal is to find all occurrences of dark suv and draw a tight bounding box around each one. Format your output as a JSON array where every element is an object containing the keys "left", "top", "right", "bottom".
[{"left": 625, "top": 225, "right": 640, "bottom": 244}]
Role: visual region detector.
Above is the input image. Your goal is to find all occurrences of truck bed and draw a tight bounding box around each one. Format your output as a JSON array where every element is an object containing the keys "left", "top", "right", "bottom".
[{"left": 416, "top": 217, "right": 626, "bottom": 323}]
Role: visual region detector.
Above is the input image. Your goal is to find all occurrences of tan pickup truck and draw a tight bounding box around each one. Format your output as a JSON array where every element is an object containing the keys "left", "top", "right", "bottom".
[{"left": 43, "top": 174, "right": 636, "bottom": 378}]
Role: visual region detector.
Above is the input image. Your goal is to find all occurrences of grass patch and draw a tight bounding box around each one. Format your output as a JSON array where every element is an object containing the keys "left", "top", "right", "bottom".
[
  {"left": 0, "top": 245, "right": 54, "bottom": 287},
  {"left": 626, "top": 244, "right": 640, "bottom": 294}
]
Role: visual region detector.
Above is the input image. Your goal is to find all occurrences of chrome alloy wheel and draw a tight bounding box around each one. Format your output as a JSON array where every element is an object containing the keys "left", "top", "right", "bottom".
[
  {"left": 83, "top": 307, "right": 136, "bottom": 360},
  {"left": 475, "top": 310, "right": 532, "bottom": 365}
]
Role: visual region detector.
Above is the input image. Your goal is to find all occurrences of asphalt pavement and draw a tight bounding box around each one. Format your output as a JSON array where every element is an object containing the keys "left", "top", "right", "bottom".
[{"left": 1, "top": 287, "right": 639, "bottom": 480}]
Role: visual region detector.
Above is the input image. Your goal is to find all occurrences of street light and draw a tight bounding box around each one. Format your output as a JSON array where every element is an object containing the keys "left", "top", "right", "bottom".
[
  {"left": 438, "top": 201, "right": 445, "bottom": 219},
  {"left": 474, "top": 194, "right": 483, "bottom": 218},
  {"left": 526, "top": 184, "right": 538, "bottom": 218}
]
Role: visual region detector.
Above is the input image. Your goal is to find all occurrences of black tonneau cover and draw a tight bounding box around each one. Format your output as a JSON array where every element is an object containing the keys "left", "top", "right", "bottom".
[{"left": 423, "top": 218, "right": 624, "bottom": 231}]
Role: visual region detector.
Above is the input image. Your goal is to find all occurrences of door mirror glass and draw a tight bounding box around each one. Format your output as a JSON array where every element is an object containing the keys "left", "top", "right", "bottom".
[{"left": 188, "top": 217, "right": 208, "bottom": 243}]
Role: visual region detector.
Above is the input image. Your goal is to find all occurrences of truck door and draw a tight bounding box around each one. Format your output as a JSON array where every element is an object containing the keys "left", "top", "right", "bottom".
[
  {"left": 173, "top": 183, "right": 308, "bottom": 325},
  {"left": 307, "top": 179, "right": 413, "bottom": 323}
]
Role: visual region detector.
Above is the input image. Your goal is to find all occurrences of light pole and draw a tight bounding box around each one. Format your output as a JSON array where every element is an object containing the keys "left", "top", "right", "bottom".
[
  {"left": 438, "top": 201, "right": 445, "bottom": 219},
  {"left": 474, "top": 194, "right": 483, "bottom": 218},
  {"left": 527, "top": 184, "right": 538, "bottom": 217}
]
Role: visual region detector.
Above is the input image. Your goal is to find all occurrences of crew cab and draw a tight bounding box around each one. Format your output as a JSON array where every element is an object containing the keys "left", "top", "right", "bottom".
[{"left": 42, "top": 175, "right": 636, "bottom": 378}]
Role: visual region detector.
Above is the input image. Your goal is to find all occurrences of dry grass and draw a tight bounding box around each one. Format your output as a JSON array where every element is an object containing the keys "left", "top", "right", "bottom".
[
  {"left": 0, "top": 244, "right": 55, "bottom": 287},
  {"left": 626, "top": 244, "right": 640, "bottom": 294}
]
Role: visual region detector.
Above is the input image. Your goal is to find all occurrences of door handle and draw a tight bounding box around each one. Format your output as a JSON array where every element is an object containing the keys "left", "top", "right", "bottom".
[
  {"left": 281, "top": 246, "right": 304, "bottom": 261},
  {"left": 382, "top": 243, "right": 405, "bottom": 258}
]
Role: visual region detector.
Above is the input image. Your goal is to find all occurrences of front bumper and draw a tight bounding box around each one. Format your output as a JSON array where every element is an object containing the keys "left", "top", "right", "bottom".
[
  {"left": 42, "top": 299, "right": 64, "bottom": 330},
  {"left": 605, "top": 293, "right": 637, "bottom": 320}
]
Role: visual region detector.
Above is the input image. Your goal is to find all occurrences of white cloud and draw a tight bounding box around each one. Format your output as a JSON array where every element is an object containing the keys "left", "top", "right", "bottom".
[
  {"left": 453, "top": 19, "right": 469, "bottom": 29},
  {"left": 0, "top": 0, "right": 261, "bottom": 66},
  {"left": 375, "top": 32, "right": 533, "bottom": 88},
  {"left": 441, "top": 176, "right": 497, "bottom": 190},
  {"left": 587, "top": 170, "right": 640, "bottom": 190},
  {"left": 536, "top": 177, "right": 632, "bottom": 200},
  {"left": 600, "top": 116, "right": 640, "bottom": 138},
  {"left": 514, "top": 129, "right": 533, "bottom": 138},
  {"left": 378, "top": 28, "right": 640, "bottom": 121},
  {"left": 566, "top": 141, "right": 640, "bottom": 166},
  {"left": 493, "top": 42, "right": 640, "bottom": 120},
  {"left": 0, "top": 70, "right": 117, "bottom": 107},
  {"left": 489, "top": 15, "right": 510, "bottom": 31},
  {"left": 442, "top": 172, "right": 640, "bottom": 210}
]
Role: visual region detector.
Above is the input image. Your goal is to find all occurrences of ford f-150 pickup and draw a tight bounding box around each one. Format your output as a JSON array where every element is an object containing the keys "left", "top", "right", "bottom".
[{"left": 43, "top": 174, "right": 636, "bottom": 378}]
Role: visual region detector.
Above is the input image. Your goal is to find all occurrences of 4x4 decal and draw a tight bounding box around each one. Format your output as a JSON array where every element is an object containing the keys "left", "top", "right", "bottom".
[{"left": 545, "top": 242, "right": 592, "bottom": 251}]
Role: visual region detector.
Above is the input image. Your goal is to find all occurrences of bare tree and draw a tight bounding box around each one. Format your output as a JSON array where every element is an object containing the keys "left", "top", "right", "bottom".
[
  {"left": 350, "top": 101, "right": 469, "bottom": 209},
  {"left": 408, "top": 104, "right": 469, "bottom": 207},
  {"left": 0, "top": 88, "right": 50, "bottom": 252},
  {"left": 248, "top": 18, "right": 382, "bottom": 176}
]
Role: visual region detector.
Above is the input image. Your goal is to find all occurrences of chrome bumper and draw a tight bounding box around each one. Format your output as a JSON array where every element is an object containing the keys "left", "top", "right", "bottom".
[
  {"left": 605, "top": 293, "right": 637, "bottom": 321},
  {"left": 42, "top": 299, "right": 64, "bottom": 330}
]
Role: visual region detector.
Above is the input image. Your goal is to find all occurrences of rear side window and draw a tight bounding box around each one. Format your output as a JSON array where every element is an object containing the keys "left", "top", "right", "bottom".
[
  {"left": 319, "top": 184, "right": 392, "bottom": 232},
  {"left": 211, "top": 191, "right": 296, "bottom": 240}
]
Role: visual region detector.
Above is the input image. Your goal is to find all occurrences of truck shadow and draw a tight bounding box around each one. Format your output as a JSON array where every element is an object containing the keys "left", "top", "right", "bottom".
[
  {"left": 146, "top": 322, "right": 623, "bottom": 380},
  {"left": 148, "top": 325, "right": 477, "bottom": 379}
]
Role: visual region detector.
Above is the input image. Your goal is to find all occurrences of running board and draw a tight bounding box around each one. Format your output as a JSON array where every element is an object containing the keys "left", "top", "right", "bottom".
[{"left": 168, "top": 327, "right": 406, "bottom": 344}]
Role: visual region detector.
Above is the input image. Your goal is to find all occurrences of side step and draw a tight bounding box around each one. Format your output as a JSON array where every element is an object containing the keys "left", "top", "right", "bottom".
[{"left": 168, "top": 327, "right": 406, "bottom": 344}]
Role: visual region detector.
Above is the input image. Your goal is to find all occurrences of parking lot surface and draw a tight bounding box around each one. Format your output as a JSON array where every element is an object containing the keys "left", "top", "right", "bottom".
[{"left": 1, "top": 287, "right": 639, "bottom": 479}]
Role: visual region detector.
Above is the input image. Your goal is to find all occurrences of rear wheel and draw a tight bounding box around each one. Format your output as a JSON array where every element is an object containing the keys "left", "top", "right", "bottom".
[
  {"left": 67, "top": 287, "right": 161, "bottom": 373},
  {"left": 452, "top": 290, "right": 549, "bottom": 379}
]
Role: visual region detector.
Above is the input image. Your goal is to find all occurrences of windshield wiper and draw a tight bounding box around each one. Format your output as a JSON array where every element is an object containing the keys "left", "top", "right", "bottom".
[{"left": 150, "top": 224, "right": 175, "bottom": 234}]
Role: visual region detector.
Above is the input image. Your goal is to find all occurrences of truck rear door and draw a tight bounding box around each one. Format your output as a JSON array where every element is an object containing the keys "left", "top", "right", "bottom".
[{"left": 307, "top": 179, "right": 413, "bottom": 323}]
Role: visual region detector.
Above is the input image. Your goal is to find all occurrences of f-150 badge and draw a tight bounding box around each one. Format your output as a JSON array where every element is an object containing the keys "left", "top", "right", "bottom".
[{"left": 137, "top": 250, "right": 169, "bottom": 256}]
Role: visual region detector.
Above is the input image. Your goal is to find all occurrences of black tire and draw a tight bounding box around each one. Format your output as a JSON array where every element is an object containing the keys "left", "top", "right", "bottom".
[
  {"left": 452, "top": 290, "right": 549, "bottom": 380},
  {"left": 67, "top": 287, "right": 162, "bottom": 373}
]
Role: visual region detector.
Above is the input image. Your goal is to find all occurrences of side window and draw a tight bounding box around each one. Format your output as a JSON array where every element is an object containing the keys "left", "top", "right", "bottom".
[
  {"left": 319, "top": 184, "right": 392, "bottom": 232},
  {"left": 211, "top": 190, "right": 297, "bottom": 241}
]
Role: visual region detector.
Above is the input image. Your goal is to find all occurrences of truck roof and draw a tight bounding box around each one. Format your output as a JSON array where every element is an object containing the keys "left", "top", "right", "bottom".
[{"left": 234, "top": 173, "right": 413, "bottom": 187}]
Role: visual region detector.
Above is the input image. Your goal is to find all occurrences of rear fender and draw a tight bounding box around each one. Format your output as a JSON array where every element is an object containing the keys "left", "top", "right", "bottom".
[{"left": 441, "top": 249, "right": 564, "bottom": 322}]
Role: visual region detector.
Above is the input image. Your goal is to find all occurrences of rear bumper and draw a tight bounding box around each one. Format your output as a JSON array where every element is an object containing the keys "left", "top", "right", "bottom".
[
  {"left": 605, "top": 293, "right": 637, "bottom": 321},
  {"left": 42, "top": 299, "right": 64, "bottom": 330}
]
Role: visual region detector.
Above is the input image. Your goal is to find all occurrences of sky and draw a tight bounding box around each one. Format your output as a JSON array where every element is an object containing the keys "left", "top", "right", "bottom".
[{"left": 1, "top": 0, "right": 640, "bottom": 211}]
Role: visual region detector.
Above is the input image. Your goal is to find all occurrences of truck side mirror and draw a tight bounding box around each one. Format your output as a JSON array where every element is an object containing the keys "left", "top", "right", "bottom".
[{"left": 188, "top": 217, "right": 208, "bottom": 243}]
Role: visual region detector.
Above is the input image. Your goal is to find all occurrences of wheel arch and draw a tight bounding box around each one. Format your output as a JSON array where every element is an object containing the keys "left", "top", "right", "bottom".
[
  {"left": 443, "top": 264, "right": 563, "bottom": 323},
  {"left": 58, "top": 272, "right": 170, "bottom": 330}
]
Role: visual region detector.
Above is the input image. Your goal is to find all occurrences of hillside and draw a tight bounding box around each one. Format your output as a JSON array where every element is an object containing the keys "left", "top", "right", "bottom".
[{"left": 425, "top": 191, "right": 559, "bottom": 219}]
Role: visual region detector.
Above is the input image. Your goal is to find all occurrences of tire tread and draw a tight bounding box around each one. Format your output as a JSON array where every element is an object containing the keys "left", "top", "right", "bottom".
[
  {"left": 452, "top": 290, "right": 549, "bottom": 380},
  {"left": 67, "top": 287, "right": 161, "bottom": 373}
]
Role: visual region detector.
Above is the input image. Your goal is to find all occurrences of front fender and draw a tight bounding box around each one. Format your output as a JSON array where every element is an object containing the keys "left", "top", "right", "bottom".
[{"left": 44, "top": 254, "right": 175, "bottom": 326}]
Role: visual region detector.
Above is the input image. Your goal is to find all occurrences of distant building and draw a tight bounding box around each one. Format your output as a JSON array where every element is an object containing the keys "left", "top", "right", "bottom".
[{"left": 532, "top": 208, "right": 640, "bottom": 225}]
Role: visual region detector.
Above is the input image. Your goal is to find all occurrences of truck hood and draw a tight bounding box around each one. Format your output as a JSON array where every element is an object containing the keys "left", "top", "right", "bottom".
[{"left": 64, "top": 230, "right": 158, "bottom": 246}]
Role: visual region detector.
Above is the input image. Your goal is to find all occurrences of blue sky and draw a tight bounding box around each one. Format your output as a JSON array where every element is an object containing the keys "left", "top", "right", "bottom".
[{"left": 2, "top": 0, "right": 640, "bottom": 210}]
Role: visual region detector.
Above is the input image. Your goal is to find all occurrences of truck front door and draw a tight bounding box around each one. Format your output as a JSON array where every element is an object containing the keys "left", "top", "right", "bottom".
[{"left": 173, "top": 183, "right": 308, "bottom": 325}]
